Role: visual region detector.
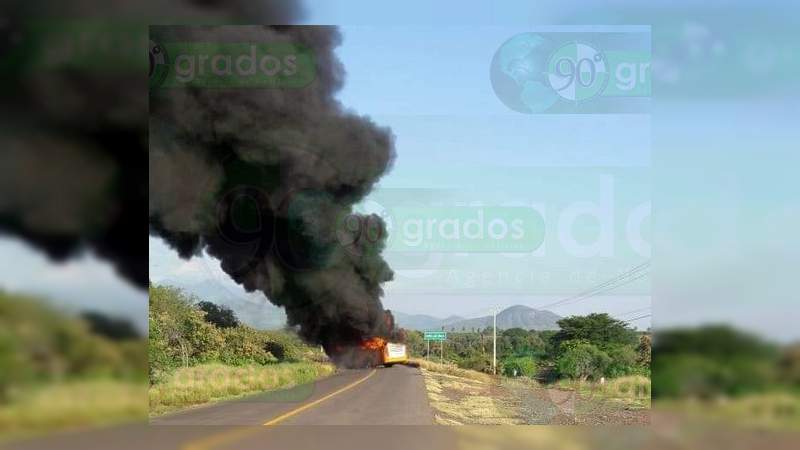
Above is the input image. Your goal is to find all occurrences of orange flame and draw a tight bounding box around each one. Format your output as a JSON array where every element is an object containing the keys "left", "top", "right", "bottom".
[{"left": 360, "top": 337, "right": 386, "bottom": 351}]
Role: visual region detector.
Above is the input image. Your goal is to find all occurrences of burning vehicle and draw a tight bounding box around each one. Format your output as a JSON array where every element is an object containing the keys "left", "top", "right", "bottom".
[
  {"left": 359, "top": 337, "right": 409, "bottom": 368},
  {"left": 327, "top": 313, "right": 409, "bottom": 368}
]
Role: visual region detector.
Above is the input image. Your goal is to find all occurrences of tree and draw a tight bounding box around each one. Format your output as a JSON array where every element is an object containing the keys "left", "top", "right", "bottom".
[
  {"left": 604, "top": 344, "right": 639, "bottom": 377},
  {"left": 197, "top": 301, "right": 240, "bottom": 329},
  {"left": 655, "top": 325, "right": 778, "bottom": 360},
  {"left": 556, "top": 342, "right": 611, "bottom": 381},
  {"left": 636, "top": 334, "right": 652, "bottom": 367},
  {"left": 403, "top": 330, "right": 425, "bottom": 357},
  {"left": 551, "top": 313, "right": 637, "bottom": 354},
  {"left": 81, "top": 311, "right": 141, "bottom": 341},
  {"left": 148, "top": 285, "right": 224, "bottom": 375},
  {"left": 459, "top": 351, "right": 492, "bottom": 373},
  {"left": 652, "top": 326, "right": 780, "bottom": 399},
  {"left": 219, "top": 326, "right": 272, "bottom": 365},
  {"left": 778, "top": 343, "right": 800, "bottom": 385},
  {"left": 0, "top": 329, "right": 30, "bottom": 403}
]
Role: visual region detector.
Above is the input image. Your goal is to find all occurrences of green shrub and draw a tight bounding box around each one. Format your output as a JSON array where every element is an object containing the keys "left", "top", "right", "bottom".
[
  {"left": 147, "top": 284, "right": 330, "bottom": 386},
  {"left": 185, "top": 317, "right": 224, "bottom": 364},
  {"left": 0, "top": 290, "right": 148, "bottom": 407},
  {"left": 0, "top": 329, "right": 32, "bottom": 403},
  {"left": 604, "top": 344, "right": 639, "bottom": 378},
  {"left": 502, "top": 356, "right": 537, "bottom": 378},
  {"left": 457, "top": 353, "right": 492, "bottom": 373},
  {"left": 219, "top": 326, "right": 275, "bottom": 365},
  {"left": 556, "top": 342, "right": 611, "bottom": 381},
  {"left": 653, "top": 354, "right": 776, "bottom": 399},
  {"left": 148, "top": 285, "right": 227, "bottom": 372},
  {"left": 652, "top": 326, "right": 783, "bottom": 399},
  {"left": 261, "top": 330, "right": 307, "bottom": 362}
]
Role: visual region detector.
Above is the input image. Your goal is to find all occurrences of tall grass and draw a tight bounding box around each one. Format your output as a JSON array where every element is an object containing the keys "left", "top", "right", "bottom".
[
  {"left": 659, "top": 393, "right": 800, "bottom": 431},
  {"left": 0, "top": 380, "right": 147, "bottom": 440},
  {"left": 149, "top": 362, "right": 335, "bottom": 415},
  {"left": 558, "top": 375, "right": 651, "bottom": 408}
]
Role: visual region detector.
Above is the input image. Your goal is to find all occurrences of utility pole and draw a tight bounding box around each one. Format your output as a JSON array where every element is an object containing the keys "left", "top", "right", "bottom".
[
  {"left": 426, "top": 340, "right": 430, "bottom": 360},
  {"left": 492, "top": 309, "right": 497, "bottom": 375}
]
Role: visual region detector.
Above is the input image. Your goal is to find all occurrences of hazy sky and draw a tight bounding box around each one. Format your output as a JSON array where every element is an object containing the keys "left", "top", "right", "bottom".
[{"left": 4, "top": 0, "right": 800, "bottom": 340}]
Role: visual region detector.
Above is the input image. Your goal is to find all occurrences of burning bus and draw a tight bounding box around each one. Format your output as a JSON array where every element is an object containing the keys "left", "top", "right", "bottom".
[{"left": 360, "top": 337, "right": 409, "bottom": 367}]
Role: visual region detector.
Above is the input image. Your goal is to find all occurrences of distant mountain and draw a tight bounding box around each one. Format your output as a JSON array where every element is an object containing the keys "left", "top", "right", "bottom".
[
  {"left": 393, "top": 311, "right": 464, "bottom": 331},
  {"left": 446, "top": 305, "right": 561, "bottom": 331},
  {"left": 394, "top": 305, "right": 561, "bottom": 332}
]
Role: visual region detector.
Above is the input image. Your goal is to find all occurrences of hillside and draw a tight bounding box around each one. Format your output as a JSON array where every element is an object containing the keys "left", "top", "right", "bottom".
[
  {"left": 393, "top": 311, "right": 465, "bottom": 331},
  {"left": 395, "top": 305, "right": 561, "bottom": 331}
]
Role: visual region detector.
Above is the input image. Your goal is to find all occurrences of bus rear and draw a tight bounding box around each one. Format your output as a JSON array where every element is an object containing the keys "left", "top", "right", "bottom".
[{"left": 382, "top": 342, "right": 408, "bottom": 366}]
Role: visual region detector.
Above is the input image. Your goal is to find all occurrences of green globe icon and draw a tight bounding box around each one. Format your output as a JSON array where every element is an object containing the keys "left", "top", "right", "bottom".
[
  {"left": 490, "top": 33, "right": 559, "bottom": 113},
  {"left": 491, "top": 34, "right": 608, "bottom": 113}
]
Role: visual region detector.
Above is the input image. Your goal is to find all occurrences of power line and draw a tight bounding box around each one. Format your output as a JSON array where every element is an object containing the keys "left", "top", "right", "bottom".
[
  {"left": 623, "top": 314, "right": 651, "bottom": 323},
  {"left": 536, "top": 261, "right": 651, "bottom": 310},
  {"left": 540, "top": 262, "right": 650, "bottom": 309},
  {"left": 616, "top": 306, "right": 652, "bottom": 317}
]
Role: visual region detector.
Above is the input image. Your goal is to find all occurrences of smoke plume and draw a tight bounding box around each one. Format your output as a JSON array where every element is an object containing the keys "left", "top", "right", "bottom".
[
  {"left": 0, "top": 2, "right": 306, "bottom": 288},
  {"left": 149, "top": 26, "right": 398, "bottom": 361}
]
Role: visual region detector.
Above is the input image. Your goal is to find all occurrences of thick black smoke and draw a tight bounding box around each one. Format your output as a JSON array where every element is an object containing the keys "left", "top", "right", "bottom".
[
  {"left": 0, "top": 1, "right": 305, "bottom": 288},
  {"left": 149, "top": 26, "right": 398, "bottom": 357}
]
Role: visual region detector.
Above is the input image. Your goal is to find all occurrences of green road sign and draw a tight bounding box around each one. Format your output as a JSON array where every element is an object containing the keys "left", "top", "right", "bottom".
[{"left": 424, "top": 331, "right": 447, "bottom": 341}]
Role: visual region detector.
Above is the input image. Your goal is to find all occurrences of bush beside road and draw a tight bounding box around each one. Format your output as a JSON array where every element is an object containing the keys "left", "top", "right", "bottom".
[
  {"left": 0, "top": 291, "right": 147, "bottom": 440},
  {"left": 148, "top": 285, "right": 335, "bottom": 416}
]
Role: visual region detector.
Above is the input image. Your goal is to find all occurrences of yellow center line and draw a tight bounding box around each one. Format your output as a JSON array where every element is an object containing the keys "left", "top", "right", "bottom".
[
  {"left": 181, "top": 369, "right": 377, "bottom": 450},
  {"left": 262, "top": 368, "right": 377, "bottom": 426}
]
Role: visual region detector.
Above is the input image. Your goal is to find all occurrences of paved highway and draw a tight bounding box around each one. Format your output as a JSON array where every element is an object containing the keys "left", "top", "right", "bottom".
[
  {"left": 152, "top": 364, "right": 434, "bottom": 426},
  {"left": 3, "top": 365, "right": 446, "bottom": 450}
]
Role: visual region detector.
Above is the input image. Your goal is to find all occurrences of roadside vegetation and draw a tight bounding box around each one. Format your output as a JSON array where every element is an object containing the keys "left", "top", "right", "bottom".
[
  {"left": 148, "top": 284, "right": 334, "bottom": 415},
  {"left": 407, "top": 314, "right": 651, "bottom": 424},
  {"left": 411, "top": 317, "right": 798, "bottom": 428},
  {"left": 652, "top": 325, "right": 800, "bottom": 430},
  {"left": 557, "top": 375, "right": 651, "bottom": 409},
  {"left": 0, "top": 290, "right": 147, "bottom": 439},
  {"left": 149, "top": 362, "right": 334, "bottom": 415},
  {"left": 405, "top": 313, "right": 650, "bottom": 384}
]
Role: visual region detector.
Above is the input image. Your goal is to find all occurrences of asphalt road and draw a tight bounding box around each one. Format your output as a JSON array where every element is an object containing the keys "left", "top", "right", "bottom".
[
  {"left": 152, "top": 364, "right": 434, "bottom": 426},
  {"left": 3, "top": 365, "right": 446, "bottom": 450}
]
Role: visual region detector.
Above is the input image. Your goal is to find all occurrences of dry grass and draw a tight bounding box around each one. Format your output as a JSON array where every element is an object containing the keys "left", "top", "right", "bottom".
[
  {"left": 454, "top": 426, "right": 590, "bottom": 450},
  {"left": 558, "top": 375, "right": 651, "bottom": 409},
  {"left": 659, "top": 393, "right": 800, "bottom": 431},
  {"left": 410, "top": 358, "right": 494, "bottom": 384},
  {"left": 0, "top": 380, "right": 147, "bottom": 440},
  {"left": 149, "top": 362, "right": 335, "bottom": 416},
  {"left": 415, "top": 359, "right": 522, "bottom": 425}
]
